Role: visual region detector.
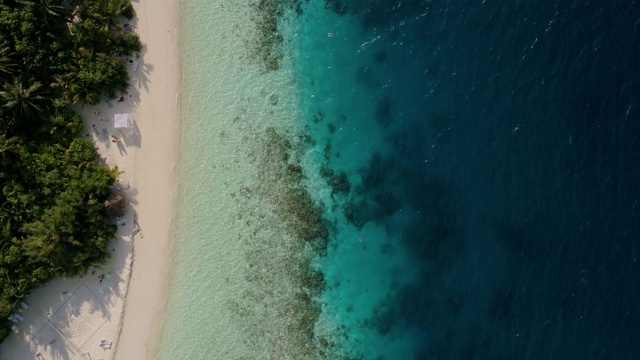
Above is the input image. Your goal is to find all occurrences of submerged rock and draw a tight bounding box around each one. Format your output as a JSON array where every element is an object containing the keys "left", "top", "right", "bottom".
[{"left": 319, "top": 336, "right": 329, "bottom": 347}]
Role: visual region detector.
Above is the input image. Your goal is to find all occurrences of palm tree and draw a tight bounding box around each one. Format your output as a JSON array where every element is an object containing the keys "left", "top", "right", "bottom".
[
  {"left": 0, "top": 78, "right": 48, "bottom": 119},
  {"left": 0, "top": 210, "right": 12, "bottom": 242},
  {"left": 0, "top": 134, "right": 23, "bottom": 166},
  {"left": 17, "top": 0, "right": 72, "bottom": 29},
  {"left": 0, "top": 41, "right": 19, "bottom": 81},
  {"left": 52, "top": 72, "right": 99, "bottom": 105},
  {"left": 92, "top": 0, "right": 135, "bottom": 34}
]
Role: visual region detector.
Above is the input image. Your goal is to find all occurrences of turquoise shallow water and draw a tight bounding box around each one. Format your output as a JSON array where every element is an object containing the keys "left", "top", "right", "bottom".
[
  {"left": 291, "top": 4, "right": 432, "bottom": 358},
  {"left": 161, "top": 0, "right": 640, "bottom": 359},
  {"left": 157, "top": 1, "right": 311, "bottom": 358}
]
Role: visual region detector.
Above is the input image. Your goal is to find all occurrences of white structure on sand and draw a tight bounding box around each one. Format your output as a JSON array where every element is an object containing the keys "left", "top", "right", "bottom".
[{"left": 114, "top": 113, "right": 133, "bottom": 132}]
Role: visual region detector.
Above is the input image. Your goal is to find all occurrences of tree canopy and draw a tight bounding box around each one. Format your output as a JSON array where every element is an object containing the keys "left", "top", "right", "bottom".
[{"left": 0, "top": 0, "right": 140, "bottom": 341}]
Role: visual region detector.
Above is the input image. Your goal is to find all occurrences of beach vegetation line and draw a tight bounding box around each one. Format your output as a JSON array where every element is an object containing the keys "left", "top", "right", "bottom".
[{"left": 0, "top": 0, "right": 140, "bottom": 342}]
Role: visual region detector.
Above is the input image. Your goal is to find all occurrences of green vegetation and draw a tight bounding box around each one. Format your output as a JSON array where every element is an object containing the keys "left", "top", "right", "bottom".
[{"left": 0, "top": 0, "right": 140, "bottom": 342}]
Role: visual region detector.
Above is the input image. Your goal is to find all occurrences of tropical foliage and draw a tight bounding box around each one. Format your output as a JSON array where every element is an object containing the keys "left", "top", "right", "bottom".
[{"left": 0, "top": 0, "right": 140, "bottom": 342}]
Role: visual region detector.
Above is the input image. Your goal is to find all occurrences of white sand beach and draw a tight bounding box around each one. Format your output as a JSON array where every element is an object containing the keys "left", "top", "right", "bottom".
[{"left": 0, "top": 0, "right": 180, "bottom": 359}]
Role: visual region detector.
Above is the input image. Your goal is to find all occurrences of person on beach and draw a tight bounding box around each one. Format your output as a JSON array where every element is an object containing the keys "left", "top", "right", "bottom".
[{"left": 118, "top": 95, "right": 126, "bottom": 102}]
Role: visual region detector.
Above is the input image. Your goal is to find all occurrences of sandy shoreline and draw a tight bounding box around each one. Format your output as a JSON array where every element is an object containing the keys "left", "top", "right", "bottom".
[
  {"left": 0, "top": 0, "right": 180, "bottom": 359},
  {"left": 115, "top": 0, "right": 180, "bottom": 358}
]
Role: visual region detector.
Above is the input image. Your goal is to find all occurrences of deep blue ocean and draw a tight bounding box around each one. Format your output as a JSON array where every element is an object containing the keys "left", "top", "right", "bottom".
[{"left": 290, "top": 1, "right": 640, "bottom": 358}]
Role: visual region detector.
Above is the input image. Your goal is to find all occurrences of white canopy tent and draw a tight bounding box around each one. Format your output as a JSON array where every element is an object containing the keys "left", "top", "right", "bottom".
[{"left": 114, "top": 113, "right": 132, "bottom": 131}]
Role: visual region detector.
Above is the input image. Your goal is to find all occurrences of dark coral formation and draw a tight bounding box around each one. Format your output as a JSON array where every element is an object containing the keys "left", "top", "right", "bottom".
[
  {"left": 337, "top": 153, "right": 403, "bottom": 229},
  {"left": 285, "top": 187, "right": 329, "bottom": 241},
  {"left": 312, "top": 110, "right": 325, "bottom": 123},
  {"left": 342, "top": 200, "right": 367, "bottom": 229},
  {"left": 260, "top": 128, "right": 329, "bottom": 242},
  {"left": 239, "top": 126, "right": 339, "bottom": 357},
  {"left": 253, "top": 0, "right": 302, "bottom": 71},
  {"left": 320, "top": 166, "right": 351, "bottom": 195}
]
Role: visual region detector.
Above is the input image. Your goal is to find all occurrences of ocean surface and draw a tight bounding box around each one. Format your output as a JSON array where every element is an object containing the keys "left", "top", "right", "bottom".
[{"left": 159, "top": 1, "right": 640, "bottom": 359}]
